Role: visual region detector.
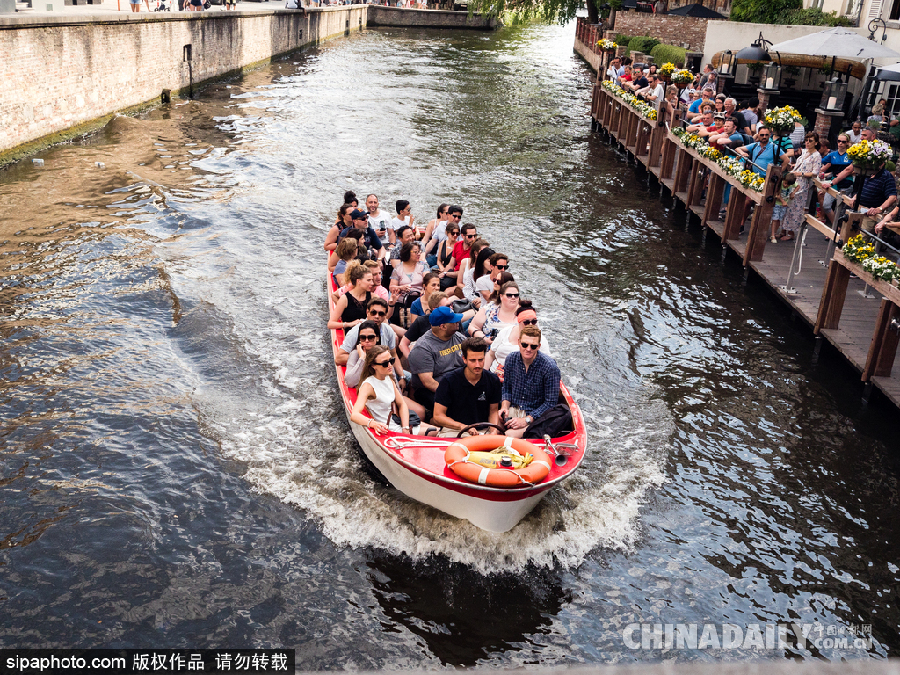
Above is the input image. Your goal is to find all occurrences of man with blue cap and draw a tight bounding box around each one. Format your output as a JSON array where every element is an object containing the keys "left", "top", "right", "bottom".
[{"left": 407, "top": 305, "right": 466, "bottom": 416}]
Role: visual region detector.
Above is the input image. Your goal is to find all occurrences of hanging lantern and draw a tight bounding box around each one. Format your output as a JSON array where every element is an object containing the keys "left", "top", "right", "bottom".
[
  {"left": 718, "top": 50, "right": 735, "bottom": 77},
  {"left": 761, "top": 63, "right": 782, "bottom": 91},
  {"left": 820, "top": 79, "right": 848, "bottom": 111}
]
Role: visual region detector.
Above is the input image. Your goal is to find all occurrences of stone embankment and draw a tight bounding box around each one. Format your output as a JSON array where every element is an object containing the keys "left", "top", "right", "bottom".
[{"left": 0, "top": 4, "right": 496, "bottom": 163}]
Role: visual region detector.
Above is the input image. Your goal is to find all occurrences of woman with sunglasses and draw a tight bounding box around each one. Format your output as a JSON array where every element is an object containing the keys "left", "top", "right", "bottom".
[
  {"left": 468, "top": 276, "right": 518, "bottom": 343},
  {"left": 470, "top": 247, "right": 495, "bottom": 303},
  {"left": 325, "top": 203, "right": 354, "bottom": 252},
  {"left": 485, "top": 301, "right": 549, "bottom": 378},
  {"left": 474, "top": 251, "right": 509, "bottom": 303},
  {"left": 349, "top": 346, "right": 434, "bottom": 435},
  {"left": 434, "top": 223, "right": 459, "bottom": 289},
  {"left": 780, "top": 132, "right": 822, "bottom": 242}
]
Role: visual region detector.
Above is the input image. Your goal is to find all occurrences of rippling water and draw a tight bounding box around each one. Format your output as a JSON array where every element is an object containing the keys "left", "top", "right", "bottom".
[{"left": 1, "top": 19, "right": 898, "bottom": 666}]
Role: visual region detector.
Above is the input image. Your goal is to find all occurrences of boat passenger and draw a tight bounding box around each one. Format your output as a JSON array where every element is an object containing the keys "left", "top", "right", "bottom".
[
  {"left": 475, "top": 251, "right": 508, "bottom": 303},
  {"left": 343, "top": 321, "right": 425, "bottom": 420},
  {"left": 458, "top": 238, "right": 490, "bottom": 306},
  {"left": 400, "top": 291, "right": 476, "bottom": 362},
  {"left": 468, "top": 277, "right": 518, "bottom": 343},
  {"left": 328, "top": 264, "right": 374, "bottom": 331},
  {"left": 500, "top": 326, "right": 561, "bottom": 439},
  {"left": 325, "top": 203, "right": 354, "bottom": 252},
  {"left": 407, "top": 306, "right": 467, "bottom": 415},
  {"left": 390, "top": 241, "right": 428, "bottom": 310},
  {"left": 344, "top": 190, "right": 358, "bottom": 208},
  {"left": 432, "top": 337, "right": 501, "bottom": 436},
  {"left": 334, "top": 260, "right": 390, "bottom": 304},
  {"left": 469, "top": 247, "right": 495, "bottom": 303},
  {"left": 434, "top": 221, "right": 459, "bottom": 289},
  {"left": 410, "top": 273, "right": 441, "bottom": 318},
  {"left": 390, "top": 200, "right": 414, "bottom": 245},
  {"left": 485, "top": 300, "right": 549, "bottom": 379},
  {"left": 366, "top": 194, "right": 392, "bottom": 246},
  {"left": 452, "top": 222, "right": 477, "bottom": 273},
  {"left": 336, "top": 298, "right": 400, "bottom": 366},
  {"left": 340, "top": 209, "right": 387, "bottom": 262},
  {"left": 388, "top": 225, "right": 417, "bottom": 270},
  {"left": 331, "top": 238, "right": 359, "bottom": 286},
  {"left": 421, "top": 203, "right": 449, "bottom": 265},
  {"left": 350, "top": 346, "right": 434, "bottom": 436}
]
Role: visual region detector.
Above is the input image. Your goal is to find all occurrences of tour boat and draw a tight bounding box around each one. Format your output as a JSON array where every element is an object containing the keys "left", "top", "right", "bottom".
[{"left": 327, "top": 267, "right": 587, "bottom": 533}]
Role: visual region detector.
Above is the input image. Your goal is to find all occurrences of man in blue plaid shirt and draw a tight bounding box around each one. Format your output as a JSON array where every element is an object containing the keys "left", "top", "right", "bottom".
[{"left": 500, "top": 325, "right": 560, "bottom": 438}]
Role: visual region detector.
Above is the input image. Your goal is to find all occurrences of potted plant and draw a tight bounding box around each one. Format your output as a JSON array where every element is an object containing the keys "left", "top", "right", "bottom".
[
  {"left": 659, "top": 62, "right": 675, "bottom": 84},
  {"left": 671, "top": 68, "right": 693, "bottom": 90},
  {"left": 846, "top": 139, "right": 893, "bottom": 177}
]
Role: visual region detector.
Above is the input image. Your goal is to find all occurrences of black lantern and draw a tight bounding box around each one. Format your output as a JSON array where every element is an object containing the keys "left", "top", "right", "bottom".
[
  {"left": 735, "top": 32, "right": 773, "bottom": 63},
  {"left": 718, "top": 50, "right": 735, "bottom": 77},
  {"left": 820, "top": 79, "right": 848, "bottom": 111},
  {"left": 761, "top": 63, "right": 782, "bottom": 91}
]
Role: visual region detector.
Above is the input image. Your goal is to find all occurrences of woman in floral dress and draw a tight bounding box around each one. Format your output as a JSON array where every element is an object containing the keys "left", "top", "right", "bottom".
[{"left": 781, "top": 132, "right": 822, "bottom": 241}]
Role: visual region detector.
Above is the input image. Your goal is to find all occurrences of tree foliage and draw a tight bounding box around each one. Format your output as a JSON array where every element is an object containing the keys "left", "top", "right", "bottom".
[
  {"left": 468, "top": 0, "right": 612, "bottom": 25},
  {"left": 729, "top": 0, "right": 800, "bottom": 23}
]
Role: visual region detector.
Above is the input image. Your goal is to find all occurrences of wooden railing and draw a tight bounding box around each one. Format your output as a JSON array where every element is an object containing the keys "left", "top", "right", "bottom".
[
  {"left": 575, "top": 17, "right": 601, "bottom": 56},
  {"left": 592, "top": 82, "right": 900, "bottom": 394}
]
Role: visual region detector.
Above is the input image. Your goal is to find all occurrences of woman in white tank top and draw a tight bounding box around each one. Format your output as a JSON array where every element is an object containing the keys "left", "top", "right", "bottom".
[{"left": 349, "top": 346, "right": 430, "bottom": 435}]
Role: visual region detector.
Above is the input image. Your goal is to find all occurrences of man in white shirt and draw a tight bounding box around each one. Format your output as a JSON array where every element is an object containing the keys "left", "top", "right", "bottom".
[
  {"left": 638, "top": 74, "right": 665, "bottom": 111},
  {"left": 605, "top": 57, "right": 623, "bottom": 82},
  {"left": 366, "top": 193, "right": 392, "bottom": 246}
]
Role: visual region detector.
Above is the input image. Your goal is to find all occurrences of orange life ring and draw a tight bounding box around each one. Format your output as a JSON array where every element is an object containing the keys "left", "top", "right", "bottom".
[{"left": 444, "top": 435, "right": 551, "bottom": 487}]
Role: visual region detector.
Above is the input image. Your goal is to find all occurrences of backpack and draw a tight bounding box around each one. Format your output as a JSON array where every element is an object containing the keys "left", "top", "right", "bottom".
[{"left": 523, "top": 404, "right": 573, "bottom": 440}]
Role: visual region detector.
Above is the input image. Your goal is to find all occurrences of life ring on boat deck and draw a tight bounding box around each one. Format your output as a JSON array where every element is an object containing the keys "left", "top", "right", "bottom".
[{"left": 444, "top": 435, "right": 552, "bottom": 487}]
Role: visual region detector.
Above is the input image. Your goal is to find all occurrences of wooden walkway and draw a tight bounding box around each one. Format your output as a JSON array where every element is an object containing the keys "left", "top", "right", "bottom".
[{"left": 590, "top": 82, "right": 900, "bottom": 408}]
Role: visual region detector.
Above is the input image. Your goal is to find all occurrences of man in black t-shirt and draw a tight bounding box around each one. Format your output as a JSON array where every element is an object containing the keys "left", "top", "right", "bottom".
[{"left": 433, "top": 337, "right": 501, "bottom": 435}]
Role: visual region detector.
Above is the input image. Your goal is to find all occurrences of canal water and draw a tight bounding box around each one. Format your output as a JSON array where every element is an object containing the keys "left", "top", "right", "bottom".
[{"left": 1, "top": 19, "right": 898, "bottom": 667}]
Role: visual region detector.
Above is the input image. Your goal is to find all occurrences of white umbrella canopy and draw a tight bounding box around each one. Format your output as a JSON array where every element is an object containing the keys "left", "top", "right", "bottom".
[
  {"left": 875, "top": 61, "right": 900, "bottom": 80},
  {"left": 769, "top": 27, "right": 900, "bottom": 60}
]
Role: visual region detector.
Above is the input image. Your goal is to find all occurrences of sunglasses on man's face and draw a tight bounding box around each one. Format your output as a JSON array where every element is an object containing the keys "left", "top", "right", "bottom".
[
  {"left": 368, "top": 310, "right": 387, "bottom": 317},
  {"left": 495, "top": 264, "right": 509, "bottom": 270},
  {"left": 465, "top": 234, "right": 477, "bottom": 239},
  {"left": 520, "top": 343, "right": 539, "bottom": 351}
]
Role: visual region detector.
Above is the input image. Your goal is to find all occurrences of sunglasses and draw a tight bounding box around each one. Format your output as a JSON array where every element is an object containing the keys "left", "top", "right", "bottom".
[
  {"left": 368, "top": 310, "right": 387, "bottom": 317},
  {"left": 374, "top": 359, "right": 393, "bottom": 367},
  {"left": 465, "top": 234, "right": 477, "bottom": 239},
  {"left": 520, "top": 343, "right": 539, "bottom": 351},
  {"left": 504, "top": 293, "right": 519, "bottom": 299},
  {"left": 521, "top": 319, "right": 538, "bottom": 325},
  {"left": 495, "top": 264, "right": 509, "bottom": 270},
  {"left": 359, "top": 334, "right": 377, "bottom": 341},
  {"left": 449, "top": 214, "right": 462, "bottom": 219},
  {"left": 448, "top": 230, "right": 460, "bottom": 236}
]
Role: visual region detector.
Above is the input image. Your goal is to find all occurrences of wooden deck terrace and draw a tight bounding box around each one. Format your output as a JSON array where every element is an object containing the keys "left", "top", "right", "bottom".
[{"left": 590, "top": 83, "right": 900, "bottom": 408}]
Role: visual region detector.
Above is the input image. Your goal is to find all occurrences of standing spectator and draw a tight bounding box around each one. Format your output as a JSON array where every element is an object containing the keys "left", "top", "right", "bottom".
[
  {"left": 770, "top": 173, "right": 796, "bottom": 243},
  {"left": 780, "top": 133, "right": 822, "bottom": 241},
  {"left": 846, "top": 121, "right": 863, "bottom": 144},
  {"left": 819, "top": 133, "right": 854, "bottom": 225},
  {"left": 739, "top": 100, "right": 759, "bottom": 132}
]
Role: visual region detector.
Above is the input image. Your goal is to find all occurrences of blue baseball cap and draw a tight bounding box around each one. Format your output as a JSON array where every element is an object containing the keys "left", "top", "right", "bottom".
[{"left": 429, "top": 306, "right": 464, "bottom": 326}]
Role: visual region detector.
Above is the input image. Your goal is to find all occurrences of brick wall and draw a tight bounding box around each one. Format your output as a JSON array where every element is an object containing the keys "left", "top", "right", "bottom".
[
  {"left": 368, "top": 5, "right": 498, "bottom": 28},
  {"left": 0, "top": 6, "right": 366, "bottom": 156},
  {"left": 613, "top": 10, "right": 707, "bottom": 53}
]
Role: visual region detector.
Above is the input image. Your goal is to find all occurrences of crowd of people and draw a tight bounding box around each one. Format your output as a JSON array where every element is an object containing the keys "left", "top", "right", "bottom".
[
  {"left": 328, "top": 192, "right": 572, "bottom": 440},
  {"left": 604, "top": 59, "right": 900, "bottom": 246}
]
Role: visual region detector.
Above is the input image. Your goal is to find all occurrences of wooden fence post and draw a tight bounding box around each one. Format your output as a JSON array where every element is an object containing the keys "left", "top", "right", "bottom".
[
  {"left": 815, "top": 259, "right": 851, "bottom": 333},
  {"left": 744, "top": 164, "right": 782, "bottom": 264},
  {"left": 703, "top": 173, "right": 725, "bottom": 223},
  {"left": 673, "top": 149, "right": 692, "bottom": 197},
  {"left": 722, "top": 190, "right": 747, "bottom": 241},
  {"left": 862, "top": 300, "right": 900, "bottom": 380}
]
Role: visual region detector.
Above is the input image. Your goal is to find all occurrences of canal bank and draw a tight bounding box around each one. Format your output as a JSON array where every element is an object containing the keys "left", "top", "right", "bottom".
[
  {"left": 577, "top": 28, "right": 900, "bottom": 410},
  {"left": 0, "top": 4, "right": 497, "bottom": 164}
]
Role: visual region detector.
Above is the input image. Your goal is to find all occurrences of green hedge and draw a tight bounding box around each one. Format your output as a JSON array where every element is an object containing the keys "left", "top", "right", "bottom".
[
  {"left": 615, "top": 33, "right": 633, "bottom": 46},
  {"left": 628, "top": 36, "right": 661, "bottom": 54},
  {"left": 650, "top": 43, "right": 687, "bottom": 68}
]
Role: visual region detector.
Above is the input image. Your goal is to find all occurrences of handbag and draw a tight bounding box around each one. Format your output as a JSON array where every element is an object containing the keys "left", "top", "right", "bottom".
[{"left": 391, "top": 410, "right": 422, "bottom": 429}]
